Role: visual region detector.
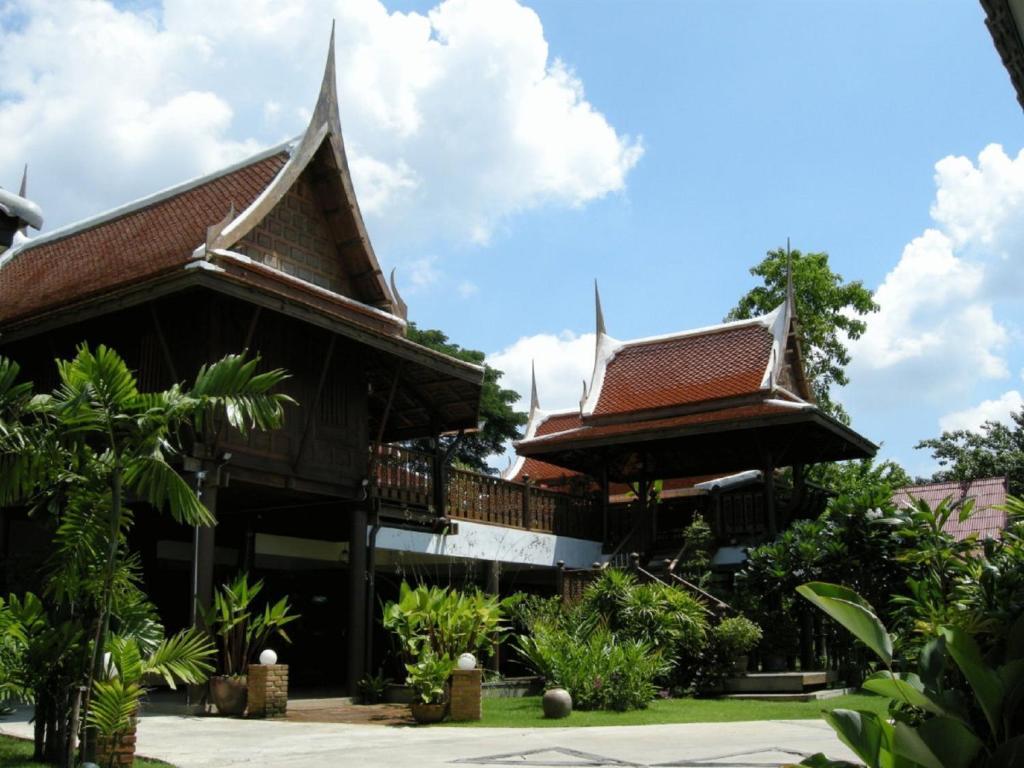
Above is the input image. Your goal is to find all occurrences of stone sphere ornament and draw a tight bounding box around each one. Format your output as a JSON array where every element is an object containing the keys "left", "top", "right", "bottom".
[
  {"left": 542, "top": 687, "right": 572, "bottom": 719},
  {"left": 259, "top": 648, "right": 278, "bottom": 665},
  {"left": 457, "top": 652, "right": 477, "bottom": 671}
]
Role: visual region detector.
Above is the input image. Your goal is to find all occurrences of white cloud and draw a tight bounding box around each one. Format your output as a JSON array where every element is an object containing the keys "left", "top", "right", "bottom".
[
  {"left": 848, "top": 145, "right": 1024, "bottom": 408},
  {"left": 939, "top": 390, "right": 1024, "bottom": 433},
  {"left": 457, "top": 280, "right": 479, "bottom": 298},
  {"left": 404, "top": 255, "right": 440, "bottom": 291},
  {"left": 0, "top": 0, "right": 642, "bottom": 248},
  {"left": 488, "top": 331, "right": 596, "bottom": 414}
]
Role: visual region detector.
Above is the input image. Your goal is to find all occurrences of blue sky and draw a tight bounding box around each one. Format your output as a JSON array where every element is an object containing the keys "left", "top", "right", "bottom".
[{"left": 3, "top": 0, "right": 1023, "bottom": 477}]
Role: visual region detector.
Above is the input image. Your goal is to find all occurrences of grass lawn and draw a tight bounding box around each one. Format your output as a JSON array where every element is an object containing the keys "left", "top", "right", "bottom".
[
  {"left": 442, "top": 692, "right": 889, "bottom": 728},
  {"left": 0, "top": 735, "right": 172, "bottom": 767}
]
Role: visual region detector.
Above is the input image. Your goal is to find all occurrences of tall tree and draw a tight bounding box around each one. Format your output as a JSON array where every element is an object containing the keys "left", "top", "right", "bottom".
[
  {"left": 406, "top": 323, "right": 527, "bottom": 473},
  {"left": 915, "top": 410, "right": 1024, "bottom": 495},
  {"left": 727, "top": 247, "right": 878, "bottom": 423}
]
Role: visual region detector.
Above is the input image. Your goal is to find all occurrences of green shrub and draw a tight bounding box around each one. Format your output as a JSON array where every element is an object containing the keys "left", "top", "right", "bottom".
[
  {"left": 515, "top": 623, "right": 669, "bottom": 711},
  {"left": 712, "top": 616, "right": 762, "bottom": 658},
  {"left": 382, "top": 582, "right": 507, "bottom": 666},
  {"left": 405, "top": 652, "right": 457, "bottom": 705}
]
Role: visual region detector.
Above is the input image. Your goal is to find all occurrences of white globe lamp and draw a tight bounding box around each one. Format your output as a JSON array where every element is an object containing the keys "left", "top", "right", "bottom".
[
  {"left": 457, "top": 652, "right": 476, "bottom": 671},
  {"left": 259, "top": 648, "right": 278, "bottom": 665}
]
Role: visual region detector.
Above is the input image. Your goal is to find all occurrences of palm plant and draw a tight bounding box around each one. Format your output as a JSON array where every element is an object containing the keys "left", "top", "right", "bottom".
[
  {"left": 0, "top": 344, "right": 292, "bottom": 760},
  {"left": 88, "top": 629, "right": 214, "bottom": 767}
]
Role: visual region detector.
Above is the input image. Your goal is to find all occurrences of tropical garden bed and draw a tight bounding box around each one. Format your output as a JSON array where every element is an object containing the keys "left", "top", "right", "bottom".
[{"left": 439, "top": 692, "right": 889, "bottom": 728}]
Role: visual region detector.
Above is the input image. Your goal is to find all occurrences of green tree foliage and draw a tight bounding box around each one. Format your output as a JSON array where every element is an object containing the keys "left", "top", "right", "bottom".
[
  {"left": 0, "top": 345, "right": 291, "bottom": 762},
  {"left": 915, "top": 410, "right": 1024, "bottom": 496},
  {"left": 406, "top": 323, "right": 527, "bottom": 473},
  {"left": 727, "top": 247, "right": 878, "bottom": 422}
]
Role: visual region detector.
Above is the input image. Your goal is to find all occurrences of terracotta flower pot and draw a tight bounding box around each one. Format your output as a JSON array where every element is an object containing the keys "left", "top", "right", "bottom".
[
  {"left": 410, "top": 701, "right": 447, "bottom": 724},
  {"left": 210, "top": 675, "right": 248, "bottom": 716}
]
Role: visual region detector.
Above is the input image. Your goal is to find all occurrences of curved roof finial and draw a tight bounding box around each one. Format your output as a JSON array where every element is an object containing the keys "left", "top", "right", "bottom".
[
  {"left": 18, "top": 164, "right": 27, "bottom": 198},
  {"left": 389, "top": 268, "right": 409, "bottom": 321},
  {"left": 594, "top": 279, "right": 606, "bottom": 340},
  {"left": 529, "top": 360, "right": 540, "bottom": 415},
  {"left": 579, "top": 378, "right": 588, "bottom": 411},
  {"left": 785, "top": 237, "right": 795, "bottom": 316}
]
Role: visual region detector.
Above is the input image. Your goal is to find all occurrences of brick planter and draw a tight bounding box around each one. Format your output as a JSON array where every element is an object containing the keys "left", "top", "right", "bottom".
[
  {"left": 247, "top": 664, "right": 289, "bottom": 718},
  {"left": 94, "top": 716, "right": 137, "bottom": 767},
  {"left": 449, "top": 669, "right": 482, "bottom": 721}
]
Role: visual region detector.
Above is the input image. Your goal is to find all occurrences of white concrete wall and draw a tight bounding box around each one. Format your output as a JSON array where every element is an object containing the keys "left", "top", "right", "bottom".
[{"left": 374, "top": 520, "right": 604, "bottom": 569}]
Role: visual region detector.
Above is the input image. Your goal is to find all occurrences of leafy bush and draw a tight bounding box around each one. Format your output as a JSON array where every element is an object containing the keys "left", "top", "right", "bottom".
[
  {"left": 382, "top": 582, "right": 507, "bottom": 667},
  {"left": 712, "top": 616, "right": 762, "bottom": 658},
  {"left": 797, "top": 581, "right": 1024, "bottom": 768},
  {"left": 515, "top": 624, "right": 670, "bottom": 711},
  {"left": 202, "top": 572, "right": 298, "bottom": 678},
  {"left": 405, "top": 653, "right": 457, "bottom": 705}
]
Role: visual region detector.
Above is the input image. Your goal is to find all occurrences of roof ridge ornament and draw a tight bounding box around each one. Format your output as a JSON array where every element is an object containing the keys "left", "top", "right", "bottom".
[
  {"left": 785, "top": 237, "right": 796, "bottom": 318},
  {"left": 204, "top": 202, "right": 236, "bottom": 256},
  {"left": 18, "top": 164, "right": 27, "bottom": 198},
  {"left": 389, "top": 268, "right": 408, "bottom": 321},
  {"left": 594, "top": 279, "right": 606, "bottom": 341},
  {"left": 530, "top": 360, "right": 540, "bottom": 416}
]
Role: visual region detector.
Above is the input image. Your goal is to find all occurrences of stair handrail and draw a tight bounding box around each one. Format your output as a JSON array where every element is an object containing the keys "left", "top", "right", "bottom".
[
  {"left": 665, "top": 571, "right": 733, "bottom": 614},
  {"left": 601, "top": 513, "right": 646, "bottom": 570}
]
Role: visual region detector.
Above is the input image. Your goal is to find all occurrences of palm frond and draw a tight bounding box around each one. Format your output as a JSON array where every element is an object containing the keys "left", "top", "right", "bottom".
[
  {"left": 87, "top": 678, "right": 142, "bottom": 739},
  {"left": 189, "top": 353, "right": 293, "bottom": 435},
  {"left": 143, "top": 628, "right": 215, "bottom": 688},
  {"left": 124, "top": 455, "right": 215, "bottom": 525}
]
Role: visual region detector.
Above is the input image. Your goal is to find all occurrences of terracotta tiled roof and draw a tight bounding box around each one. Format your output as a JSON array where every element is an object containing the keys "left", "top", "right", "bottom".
[
  {"left": 0, "top": 151, "right": 289, "bottom": 326},
  {"left": 510, "top": 411, "right": 583, "bottom": 484},
  {"left": 526, "top": 402, "right": 803, "bottom": 449},
  {"left": 893, "top": 477, "right": 1009, "bottom": 541},
  {"left": 593, "top": 322, "right": 773, "bottom": 417}
]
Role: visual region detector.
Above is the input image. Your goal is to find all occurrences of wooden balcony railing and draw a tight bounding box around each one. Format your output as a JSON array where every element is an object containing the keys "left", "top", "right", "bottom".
[{"left": 372, "top": 446, "right": 601, "bottom": 541}]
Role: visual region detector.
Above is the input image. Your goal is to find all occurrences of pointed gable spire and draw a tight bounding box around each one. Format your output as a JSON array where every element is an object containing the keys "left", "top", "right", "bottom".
[
  {"left": 204, "top": 22, "right": 398, "bottom": 316},
  {"left": 389, "top": 268, "right": 408, "bottom": 321},
  {"left": 18, "top": 165, "right": 27, "bottom": 198},
  {"left": 785, "top": 237, "right": 796, "bottom": 319},
  {"left": 529, "top": 360, "right": 540, "bottom": 416},
  {"left": 594, "top": 279, "right": 606, "bottom": 340}
]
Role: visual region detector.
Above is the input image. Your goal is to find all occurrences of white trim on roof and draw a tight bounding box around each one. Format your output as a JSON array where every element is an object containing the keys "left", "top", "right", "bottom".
[
  {"left": 0, "top": 140, "right": 296, "bottom": 269},
  {"left": 502, "top": 407, "right": 577, "bottom": 480},
  {"left": 694, "top": 469, "right": 763, "bottom": 492}
]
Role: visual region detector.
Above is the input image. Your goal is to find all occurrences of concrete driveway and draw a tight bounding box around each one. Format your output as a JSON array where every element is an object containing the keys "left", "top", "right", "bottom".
[{"left": 0, "top": 708, "right": 858, "bottom": 767}]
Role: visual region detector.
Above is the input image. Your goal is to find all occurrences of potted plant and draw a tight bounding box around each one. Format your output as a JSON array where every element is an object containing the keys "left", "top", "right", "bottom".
[
  {"left": 356, "top": 669, "right": 391, "bottom": 705},
  {"left": 202, "top": 572, "right": 298, "bottom": 715},
  {"left": 711, "top": 616, "right": 762, "bottom": 675},
  {"left": 406, "top": 653, "right": 456, "bottom": 724},
  {"left": 90, "top": 629, "right": 214, "bottom": 767}
]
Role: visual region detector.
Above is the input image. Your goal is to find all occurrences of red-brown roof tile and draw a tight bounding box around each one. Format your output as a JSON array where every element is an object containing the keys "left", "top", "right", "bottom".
[
  {"left": 592, "top": 322, "right": 772, "bottom": 417},
  {"left": 523, "top": 402, "right": 802, "bottom": 450},
  {"left": 893, "top": 477, "right": 1009, "bottom": 541},
  {"left": 0, "top": 151, "right": 288, "bottom": 326}
]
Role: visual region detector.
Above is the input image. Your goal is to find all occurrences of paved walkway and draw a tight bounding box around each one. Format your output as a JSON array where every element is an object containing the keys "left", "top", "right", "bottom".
[{"left": 0, "top": 708, "right": 857, "bottom": 767}]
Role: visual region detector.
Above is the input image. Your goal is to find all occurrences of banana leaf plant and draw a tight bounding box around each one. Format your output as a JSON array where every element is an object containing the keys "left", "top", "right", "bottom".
[
  {"left": 793, "top": 581, "right": 1024, "bottom": 768},
  {"left": 201, "top": 572, "right": 299, "bottom": 677}
]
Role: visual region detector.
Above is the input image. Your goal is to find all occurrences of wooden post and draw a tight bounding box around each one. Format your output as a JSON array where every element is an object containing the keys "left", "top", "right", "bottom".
[
  {"left": 600, "top": 464, "right": 609, "bottom": 551},
  {"left": 486, "top": 560, "right": 500, "bottom": 674},
  {"left": 763, "top": 455, "right": 777, "bottom": 537},
  {"left": 431, "top": 437, "right": 446, "bottom": 518},
  {"left": 522, "top": 475, "right": 532, "bottom": 531},
  {"left": 193, "top": 483, "right": 218, "bottom": 623},
  {"left": 347, "top": 504, "right": 368, "bottom": 694}
]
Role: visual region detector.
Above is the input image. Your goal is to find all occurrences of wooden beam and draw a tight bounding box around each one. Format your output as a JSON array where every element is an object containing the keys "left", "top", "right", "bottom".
[
  {"left": 291, "top": 333, "right": 337, "bottom": 472},
  {"left": 149, "top": 304, "right": 180, "bottom": 382}
]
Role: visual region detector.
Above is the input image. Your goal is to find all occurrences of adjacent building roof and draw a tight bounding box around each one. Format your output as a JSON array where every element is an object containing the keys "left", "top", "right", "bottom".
[
  {"left": 981, "top": 0, "right": 1024, "bottom": 112},
  {"left": 893, "top": 477, "right": 1009, "bottom": 541},
  {"left": 513, "top": 281, "right": 874, "bottom": 483}
]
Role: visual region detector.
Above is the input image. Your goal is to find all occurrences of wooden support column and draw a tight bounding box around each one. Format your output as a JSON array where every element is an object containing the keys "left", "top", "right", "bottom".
[
  {"left": 600, "top": 463, "right": 610, "bottom": 552},
  {"left": 192, "top": 483, "right": 218, "bottom": 625},
  {"left": 347, "top": 504, "right": 369, "bottom": 694},
  {"left": 763, "top": 454, "right": 777, "bottom": 538},
  {"left": 486, "top": 560, "right": 500, "bottom": 673}
]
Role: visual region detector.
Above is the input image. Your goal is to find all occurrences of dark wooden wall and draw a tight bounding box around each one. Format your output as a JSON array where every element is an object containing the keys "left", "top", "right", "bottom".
[{"left": 0, "top": 287, "right": 370, "bottom": 500}]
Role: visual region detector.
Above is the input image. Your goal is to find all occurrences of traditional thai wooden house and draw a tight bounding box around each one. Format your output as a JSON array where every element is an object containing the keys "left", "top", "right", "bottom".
[{"left": 505, "top": 281, "right": 876, "bottom": 582}]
